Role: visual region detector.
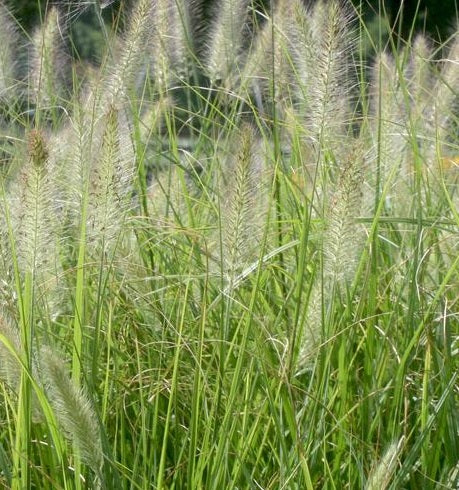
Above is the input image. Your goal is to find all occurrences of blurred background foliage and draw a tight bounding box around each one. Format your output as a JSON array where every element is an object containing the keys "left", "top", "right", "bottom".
[{"left": 10, "top": 0, "right": 459, "bottom": 62}]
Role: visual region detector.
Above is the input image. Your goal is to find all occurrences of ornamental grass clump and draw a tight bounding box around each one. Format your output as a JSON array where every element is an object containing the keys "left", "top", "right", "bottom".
[{"left": 0, "top": 0, "right": 457, "bottom": 488}]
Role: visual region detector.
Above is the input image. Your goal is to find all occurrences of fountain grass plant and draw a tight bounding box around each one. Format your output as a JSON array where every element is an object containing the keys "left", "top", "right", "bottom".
[{"left": 0, "top": 0, "right": 457, "bottom": 488}]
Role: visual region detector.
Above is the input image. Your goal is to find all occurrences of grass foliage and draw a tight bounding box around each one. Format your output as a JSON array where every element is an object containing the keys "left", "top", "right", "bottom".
[{"left": 0, "top": 0, "right": 458, "bottom": 488}]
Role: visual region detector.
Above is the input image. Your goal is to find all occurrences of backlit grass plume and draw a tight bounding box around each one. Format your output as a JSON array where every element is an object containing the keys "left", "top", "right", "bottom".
[
  {"left": 369, "top": 51, "right": 407, "bottom": 211},
  {"left": 50, "top": 98, "right": 135, "bottom": 259},
  {"left": 242, "top": 0, "right": 303, "bottom": 112},
  {"left": 274, "top": 0, "right": 310, "bottom": 107},
  {"left": 303, "top": 0, "right": 355, "bottom": 154},
  {"left": 407, "top": 35, "right": 433, "bottom": 123},
  {"left": 218, "top": 123, "right": 269, "bottom": 284},
  {"left": 403, "top": 35, "right": 433, "bottom": 185},
  {"left": 51, "top": 105, "right": 90, "bottom": 231},
  {"left": 0, "top": 1, "right": 457, "bottom": 488},
  {"left": 423, "top": 29, "right": 459, "bottom": 168},
  {"left": 323, "top": 142, "right": 365, "bottom": 285},
  {"left": 297, "top": 142, "right": 365, "bottom": 371},
  {"left": 29, "top": 7, "right": 69, "bottom": 109},
  {"left": 7, "top": 129, "right": 60, "bottom": 287},
  {"left": 0, "top": 1, "right": 19, "bottom": 105},
  {"left": 99, "top": 0, "right": 154, "bottom": 107},
  {"left": 38, "top": 345, "right": 104, "bottom": 480},
  {"left": 206, "top": 0, "right": 252, "bottom": 86},
  {"left": 366, "top": 439, "right": 403, "bottom": 490},
  {"left": 86, "top": 107, "right": 135, "bottom": 255},
  {"left": 149, "top": 0, "right": 196, "bottom": 89}
]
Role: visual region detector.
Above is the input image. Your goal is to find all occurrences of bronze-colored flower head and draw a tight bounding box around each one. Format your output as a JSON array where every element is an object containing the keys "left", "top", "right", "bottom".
[{"left": 27, "top": 129, "right": 49, "bottom": 167}]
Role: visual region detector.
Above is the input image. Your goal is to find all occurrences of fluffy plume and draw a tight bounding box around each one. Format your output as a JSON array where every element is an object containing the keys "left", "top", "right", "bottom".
[
  {"left": 0, "top": 1, "right": 19, "bottom": 105},
  {"left": 423, "top": 29, "right": 459, "bottom": 166},
  {"left": 369, "top": 51, "right": 407, "bottom": 211},
  {"left": 206, "top": 0, "right": 252, "bottom": 86},
  {"left": 296, "top": 278, "right": 322, "bottom": 373},
  {"left": 242, "top": 0, "right": 355, "bottom": 159},
  {"left": 51, "top": 106, "right": 91, "bottom": 229},
  {"left": 8, "top": 130, "right": 60, "bottom": 285},
  {"left": 86, "top": 107, "right": 135, "bottom": 255},
  {"left": 149, "top": 0, "right": 196, "bottom": 89},
  {"left": 432, "top": 30, "right": 459, "bottom": 128},
  {"left": 323, "top": 143, "right": 365, "bottom": 285},
  {"left": 297, "top": 141, "right": 365, "bottom": 371},
  {"left": 366, "top": 440, "right": 403, "bottom": 490},
  {"left": 99, "top": 0, "right": 154, "bottom": 107},
  {"left": 49, "top": 99, "right": 135, "bottom": 258},
  {"left": 29, "top": 7, "right": 69, "bottom": 107},
  {"left": 38, "top": 346, "right": 104, "bottom": 478},
  {"left": 242, "top": 0, "right": 303, "bottom": 110},
  {"left": 218, "top": 124, "right": 269, "bottom": 284},
  {"left": 403, "top": 35, "right": 433, "bottom": 185},
  {"left": 407, "top": 34, "right": 433, "bottom": 121},
  {"left": 303, "top": 0, "right": 355, "bottom": 153}
]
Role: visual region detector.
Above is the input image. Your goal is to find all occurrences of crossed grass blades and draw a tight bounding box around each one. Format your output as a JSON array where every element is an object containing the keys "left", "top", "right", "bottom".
[{"left": 0, "top": 0, "right": 458, "bottom": 488}]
